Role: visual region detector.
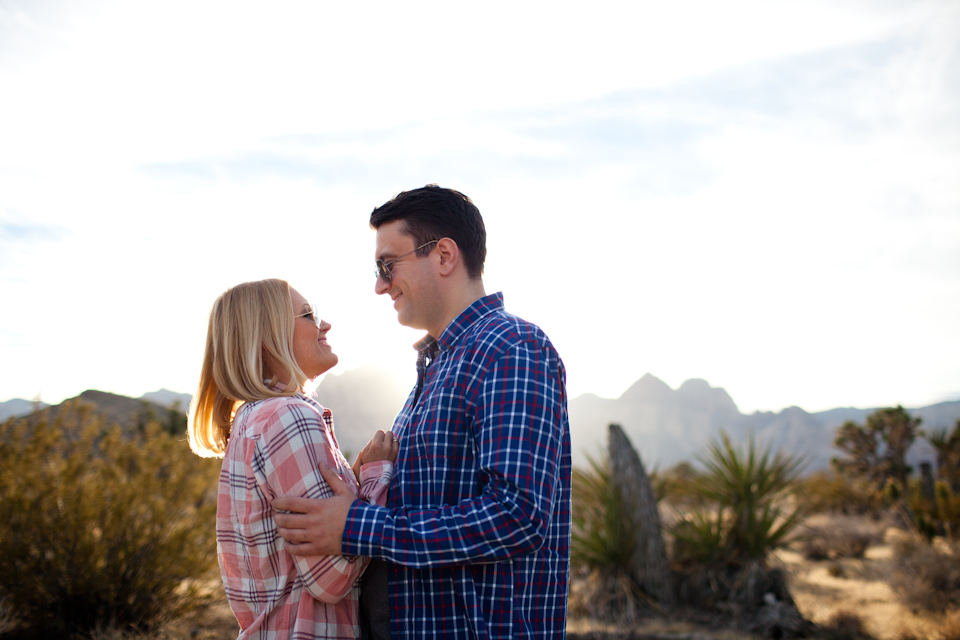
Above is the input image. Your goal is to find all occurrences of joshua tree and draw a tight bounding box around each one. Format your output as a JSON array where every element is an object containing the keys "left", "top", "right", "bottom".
[{"left": 833, "top": 406, "right": 921, "bottom": 490}]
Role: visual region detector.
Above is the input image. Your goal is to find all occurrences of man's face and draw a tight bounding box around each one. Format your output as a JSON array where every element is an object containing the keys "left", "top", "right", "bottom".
[{"left": 374, "top": 220, "right": 439, "bottom": 332}]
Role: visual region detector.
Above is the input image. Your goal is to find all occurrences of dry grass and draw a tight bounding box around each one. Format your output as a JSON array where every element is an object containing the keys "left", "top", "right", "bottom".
[
  {"left": 819, "top": 610, "right": 876, "bottom": 639},
  {"left": 65, "top": 586, "right": 238, "bottom": 640},
  {"left": 798, "top": 513, "right": 885, "bottom": 561},
  {"left": 0, "top": 598, "right": 18, "bottom": 635},
  {"left": 890, "top": 534, "right": 960, "bottom": 613},
  {"left": 938, "top": 611, "right": 960, "bottom": 640},
  {"left": 775, "top": 514, "right": 950, "bottom": 640}
]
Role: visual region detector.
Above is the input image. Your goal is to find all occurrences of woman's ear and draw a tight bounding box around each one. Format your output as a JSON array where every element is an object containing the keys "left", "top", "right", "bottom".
[{"left": 436, "top": 237, "right": 459, "bottom": 276}]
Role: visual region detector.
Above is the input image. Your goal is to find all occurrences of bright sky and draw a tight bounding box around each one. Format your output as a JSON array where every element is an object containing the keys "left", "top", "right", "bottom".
[{"left": 1, "top": 0, "right": 958, "bottom": 414}]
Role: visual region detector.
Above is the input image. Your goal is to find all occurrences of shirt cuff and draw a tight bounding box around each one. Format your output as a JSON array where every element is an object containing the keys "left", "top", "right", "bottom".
[
  {"left": 342, "top": 499, "right": 387, "bottom": 558},
  {"left": 358, "top": 460, "right": 393, "bottom": 484}
]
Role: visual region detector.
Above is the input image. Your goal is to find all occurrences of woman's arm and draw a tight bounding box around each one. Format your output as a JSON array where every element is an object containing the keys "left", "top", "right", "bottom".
[{"left": 257, "top": 401, "right": 368, "bottom": 604}]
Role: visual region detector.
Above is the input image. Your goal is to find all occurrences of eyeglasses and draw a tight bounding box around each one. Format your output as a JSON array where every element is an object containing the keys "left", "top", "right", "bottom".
[
  {"left": 294, "top": 304, "right": 322, "bottom": 328},
  {"left": 374, "top": 240, "right": 439, "bottom": 282}
]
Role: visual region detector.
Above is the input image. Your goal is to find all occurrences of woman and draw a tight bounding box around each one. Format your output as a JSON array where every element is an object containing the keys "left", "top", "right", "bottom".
[{"left": 187, "top": 278, "right": 397, "bottom": 639}]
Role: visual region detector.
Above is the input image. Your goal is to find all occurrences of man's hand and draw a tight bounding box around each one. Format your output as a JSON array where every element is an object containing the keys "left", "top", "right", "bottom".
[
  {"left": 273, "top": 465, "right": 357, "bottom": 556},
  {"left": 351, "top": 430, "right": 400, "bottom": 478}
]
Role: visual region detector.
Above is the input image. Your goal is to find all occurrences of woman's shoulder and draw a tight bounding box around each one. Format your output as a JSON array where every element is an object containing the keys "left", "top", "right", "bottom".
[{"left": 235, "top": 394, "right": 328, "bottom": 437}]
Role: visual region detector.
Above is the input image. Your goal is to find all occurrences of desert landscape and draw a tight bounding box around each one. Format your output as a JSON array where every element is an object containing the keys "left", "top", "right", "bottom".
[{"left": 1, "top": 381, "right": 958, "bottom": 639}]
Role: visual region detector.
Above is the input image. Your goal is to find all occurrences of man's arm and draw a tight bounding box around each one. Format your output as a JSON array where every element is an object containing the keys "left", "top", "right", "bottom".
[
  {"left": 278, "top": 341, "right": 568, "bottom": 566},
  {"left": 274, "top": 430, "right": 398, "bottom": 556}
]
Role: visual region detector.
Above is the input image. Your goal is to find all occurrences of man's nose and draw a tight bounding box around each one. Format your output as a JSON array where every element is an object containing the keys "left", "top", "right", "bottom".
[{"left": 374, "top": 276, "right": 390, "bottom": 295}]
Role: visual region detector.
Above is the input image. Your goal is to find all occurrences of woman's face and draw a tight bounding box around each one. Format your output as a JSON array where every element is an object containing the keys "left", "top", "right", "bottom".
[{"left": 289, "top": 287, "right": 338, "bottom": 379}]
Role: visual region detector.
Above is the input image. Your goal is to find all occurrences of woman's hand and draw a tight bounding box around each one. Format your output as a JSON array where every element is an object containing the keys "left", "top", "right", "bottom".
[{"left": 352, "top": 430, "right": 399, "bottom": 476}]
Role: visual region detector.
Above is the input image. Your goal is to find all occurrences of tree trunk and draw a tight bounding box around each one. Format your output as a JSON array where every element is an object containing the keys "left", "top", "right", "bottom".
[{"left": 608, "top": 423, "right": 675, "bottom": 607}]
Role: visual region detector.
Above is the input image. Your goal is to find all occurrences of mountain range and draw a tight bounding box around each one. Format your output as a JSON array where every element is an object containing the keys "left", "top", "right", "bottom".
[
  {"left": 568, "top": 373, "right": 957, "bottom": 471},
  {"left": 4, "top": 368, "right": 958, "bottom": 471}
]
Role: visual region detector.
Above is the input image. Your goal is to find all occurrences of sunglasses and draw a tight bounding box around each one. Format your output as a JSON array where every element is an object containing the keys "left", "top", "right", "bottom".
[
  {"left": 294, "top": 304, "right": 322, "bottom": 328},
  {"left": 374, "top": 240, "right": 439, "bottom": 282}
]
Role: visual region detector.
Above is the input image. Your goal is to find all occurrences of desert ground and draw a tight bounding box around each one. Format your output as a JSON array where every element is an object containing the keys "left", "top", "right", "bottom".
[{"left": 116, "top": 514, "right": 953, "bottom": 640}]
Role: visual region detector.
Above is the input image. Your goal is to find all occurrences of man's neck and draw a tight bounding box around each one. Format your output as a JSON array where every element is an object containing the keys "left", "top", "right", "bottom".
[{"left": 427, "top": 278, "right": 487, "bottom": 339}]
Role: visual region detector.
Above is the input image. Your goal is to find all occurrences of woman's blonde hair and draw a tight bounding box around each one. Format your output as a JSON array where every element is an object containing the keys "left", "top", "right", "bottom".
[{"left": 187, "top": 278, "right": 308, "bottom": 457}]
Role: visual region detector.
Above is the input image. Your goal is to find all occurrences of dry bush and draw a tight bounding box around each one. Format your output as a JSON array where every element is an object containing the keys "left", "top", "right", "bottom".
[
  {"left": 939, "top": 611, "right": 960, "bottom": 640},
  {"left": 799, "top": 517, "right": 878, "bottom": 561},
  {"left": 820, "top": 610, "right": 876, "bottom": 640},
  {"left": 568, "top": 567, "right": 654, "bottom": 626},
  {"left": 0, "top": 597, "right": 18, "bottom": 635},
  {"left": 0, "top": 403, "right": 221, "bottom": 637},
  {"left": 906, "top": 477, "right": 960, "bottom": 541},
  {"left": 801, "top": 532, "right": 872, "bottom": 561},
  {"left": 570, "top": 454, "right": 662, "bottom": 624},
  {"left": 798, "top": 471, "right": 879, "bottom": 515},
  {"left": 890, "top": 535, "right": 960, "bottom": 612}
]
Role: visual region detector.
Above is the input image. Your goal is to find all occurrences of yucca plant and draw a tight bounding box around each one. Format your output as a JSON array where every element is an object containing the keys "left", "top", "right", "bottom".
[
  {"left": 571, "top": 454, "right": 636, "bottom": 572},
  {"left": 571, "top": 453, "right": 652, "bottom": 622},
  {"left": 671, "top": 431, "right": 806, "bottom": 568},
  {"left": 671, "top": 504, "right": 726, "bottom": 567}
]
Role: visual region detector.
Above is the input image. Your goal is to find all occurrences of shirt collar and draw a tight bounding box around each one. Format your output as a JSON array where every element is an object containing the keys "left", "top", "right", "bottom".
[{"left": 412, "top": 292, "right": 504, "bottom": 356}]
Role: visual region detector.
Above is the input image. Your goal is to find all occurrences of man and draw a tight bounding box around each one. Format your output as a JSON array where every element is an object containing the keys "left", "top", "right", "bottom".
[{"left": 274, "top": 185, "right": 571, "bottom": 639}]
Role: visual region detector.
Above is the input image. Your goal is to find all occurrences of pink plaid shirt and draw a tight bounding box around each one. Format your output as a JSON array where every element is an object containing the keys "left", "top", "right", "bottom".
[{"left": 216, "top": 393, "right": 392, "bottom": 639}]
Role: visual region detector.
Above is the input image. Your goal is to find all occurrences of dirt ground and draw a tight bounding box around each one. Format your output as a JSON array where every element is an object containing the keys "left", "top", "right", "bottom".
[
  {"left": 774, "top": 516, "right": 953, "bottom": 640},
  {"left": 185, "top": 519, "right": 957, "bottom": 640},
  {"left": 141, "top": 518, "right": 960, "bottom": 640},
  {"left": 567, "top": 513, "right": 959, "bottom": 640},
  {"left": 6, "top": 514, "right": 957, "bottom": 639}
]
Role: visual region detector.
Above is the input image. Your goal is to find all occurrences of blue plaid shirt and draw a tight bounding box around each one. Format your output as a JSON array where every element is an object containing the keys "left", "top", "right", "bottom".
[{"left": 343, "top": 292, "right": 571, "bottom": 639}]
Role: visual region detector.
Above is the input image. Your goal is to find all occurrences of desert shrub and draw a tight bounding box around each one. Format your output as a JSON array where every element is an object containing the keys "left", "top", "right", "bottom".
[
  {"left": 939, "top": 611, "right": 960, "bottom": 640},
  {"left": 0, "top": 401, "right": 221, "bottom": 636},
  {"left": 820, "top": 610, "right": 875, "bottom": 639},
  {"left": 906, "top": 476, "right": 960, "bottom": 541},
  {"left": 800, "top": 534, "right": 871, "bottom": 561},
  {"left": 890, "top": 534, "right": 960, "bottom": 612},
  {"left": 570, "top": 454, "right": 650, "bottom": 622},
  {"left": 798, "top": 470, "right": 879, "bottom": 515},
  {"left": 670, "top": 432, "right": 806, "bottom": 569},
  {"left": 0, "top": 597, "right": 17, "bottom": 635},
  {"left": 652, "top": 461, "right": 702, "bottom": 508},
  {"left": 799, "top": 517, "right": 878, "bottom": 561},
  {"left": 571, "top": 454, "right": 635, "bottom": 573},
  {"left": 669, "top": 433, "right": 811, "bottom": 635}
]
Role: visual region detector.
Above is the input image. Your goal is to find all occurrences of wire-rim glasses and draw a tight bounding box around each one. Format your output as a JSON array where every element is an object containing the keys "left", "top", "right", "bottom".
[
  {"left": 294, "top": 304, "right": 322, "bottom": 328},
  {"left": 374, "top": 240, "right": 439, "bottom": 282}
]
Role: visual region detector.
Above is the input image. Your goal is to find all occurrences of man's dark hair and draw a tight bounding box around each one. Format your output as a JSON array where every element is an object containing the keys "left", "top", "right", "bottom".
[{"left": 370, "top": 184, "right": 487, "bottom": 278}]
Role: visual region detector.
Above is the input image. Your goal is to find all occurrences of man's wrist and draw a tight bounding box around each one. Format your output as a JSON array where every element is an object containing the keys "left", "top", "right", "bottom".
[{"left": 342, "top": 500, "right": 387, "bottom": 558}]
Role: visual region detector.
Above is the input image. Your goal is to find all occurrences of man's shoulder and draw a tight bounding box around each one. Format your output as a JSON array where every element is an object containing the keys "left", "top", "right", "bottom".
[{"left": 462, "top": 308, "right": 555, "bottom": 356}]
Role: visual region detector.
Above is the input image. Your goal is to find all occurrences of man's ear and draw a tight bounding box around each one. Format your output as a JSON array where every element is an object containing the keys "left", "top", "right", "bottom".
[{"left": 436, "top": 238, "right": 459, "bottom": 276}]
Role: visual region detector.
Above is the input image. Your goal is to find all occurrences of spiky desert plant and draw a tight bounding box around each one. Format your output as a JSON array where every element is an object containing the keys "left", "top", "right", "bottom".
[
  {"left": 571, "top": 453, "right": 655, "bottom": 622},
  {"left": 571, "top": 453, "right": 635, "bottom": 572},
  {"left": 672, "top": 431, "right": 806, "bottom": 567}
]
